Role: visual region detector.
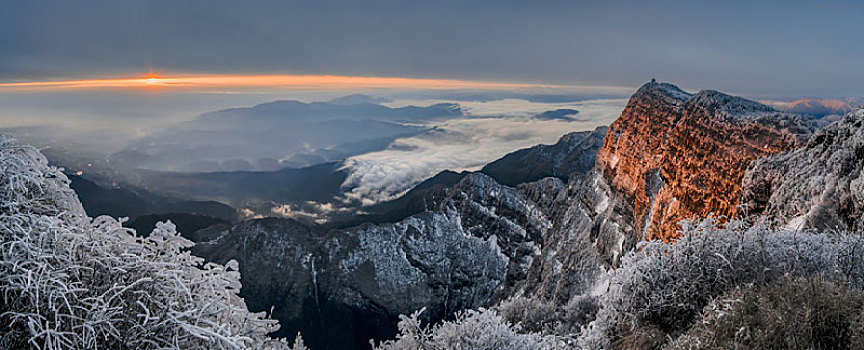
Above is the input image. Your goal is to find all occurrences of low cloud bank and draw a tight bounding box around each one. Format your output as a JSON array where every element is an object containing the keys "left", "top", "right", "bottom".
[{"left": 340, "top": 98, "right": 626, "bottom": 205}]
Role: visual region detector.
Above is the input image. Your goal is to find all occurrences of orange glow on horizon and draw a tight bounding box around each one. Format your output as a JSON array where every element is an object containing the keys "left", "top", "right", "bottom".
[{"left": 0, "top": 73, "right": 580, "bottom": 92}]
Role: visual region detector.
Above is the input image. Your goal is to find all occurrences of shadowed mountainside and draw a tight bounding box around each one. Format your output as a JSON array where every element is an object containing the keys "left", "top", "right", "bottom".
[
  {"left": 69, "top": 174, "right": 237, "bottom": 221},
  {"left": 481, "top": 126, "right": 607, "bottom": 187}
]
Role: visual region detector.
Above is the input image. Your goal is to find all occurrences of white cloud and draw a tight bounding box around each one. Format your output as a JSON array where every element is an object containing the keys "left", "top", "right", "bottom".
[
  {"left": 384, "top": 97, "right": 624, "bottom": 118},
  {"left": 340, "top": 98, "right": 626, "bottom": 205},
  {"left": 271, "top": 200, "right": 359, "bottom": 224}
]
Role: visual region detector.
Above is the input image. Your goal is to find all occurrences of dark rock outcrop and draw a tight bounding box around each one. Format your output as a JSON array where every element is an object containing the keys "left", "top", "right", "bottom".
[{"left": 481, "top": 126, "right": 607, "bottom": 186}]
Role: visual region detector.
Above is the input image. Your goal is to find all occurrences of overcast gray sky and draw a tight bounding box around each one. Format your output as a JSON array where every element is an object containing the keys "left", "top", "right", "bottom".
[{"left": 2, "top": 0, "right": 863, "bottom": 96}]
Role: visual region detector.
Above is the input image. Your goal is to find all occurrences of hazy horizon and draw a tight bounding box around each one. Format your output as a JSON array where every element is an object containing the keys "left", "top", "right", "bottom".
[{"left": 4, "top": 0, "right": 864, "bottom": 96}]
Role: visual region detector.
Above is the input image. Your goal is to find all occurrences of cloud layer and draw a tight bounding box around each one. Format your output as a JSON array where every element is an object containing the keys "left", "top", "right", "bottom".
[{"left": 340, "top": 98, "right": 626, "bottom": 205}]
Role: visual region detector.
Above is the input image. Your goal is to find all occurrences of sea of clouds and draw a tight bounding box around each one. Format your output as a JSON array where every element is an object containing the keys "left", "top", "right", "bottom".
[{"left": 339, "top": 98, "right": 627, "bottom": 206}]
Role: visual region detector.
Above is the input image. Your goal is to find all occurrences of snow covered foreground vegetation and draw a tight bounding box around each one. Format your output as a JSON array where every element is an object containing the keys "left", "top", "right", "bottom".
[
  {"left": 580, "top": 219, "right": 864, "bottom": 349},
  {"left": 4, "top": 133, "right": 864, "bottom": 350},
  {"left": 0, "top": 135, "right": 306, "bottom": 349},
  {"left": 372, "top": 218, "right": 864, "bottom": 349}
]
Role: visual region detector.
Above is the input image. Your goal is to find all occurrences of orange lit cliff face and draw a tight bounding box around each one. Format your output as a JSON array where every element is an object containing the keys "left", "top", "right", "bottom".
[{"left": 596, "top": 82, "right": 812, "bottom": 241}]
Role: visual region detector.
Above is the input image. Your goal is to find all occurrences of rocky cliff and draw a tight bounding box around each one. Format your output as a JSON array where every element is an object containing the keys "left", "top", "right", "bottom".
[
  {"left": 596, "top": 81, "right": 814, "bottom": 241},
  {"left": 741, "top": 107, "right": 864, "bottom": 231}
]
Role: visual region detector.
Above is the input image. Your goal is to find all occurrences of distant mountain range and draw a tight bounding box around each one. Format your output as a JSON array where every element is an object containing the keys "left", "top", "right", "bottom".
[
  {"left": 110, "top": 97, "right": 461, "bottom": 172},
  {"left": 761, "top": 97, "right": 856, "bottom": 118}
]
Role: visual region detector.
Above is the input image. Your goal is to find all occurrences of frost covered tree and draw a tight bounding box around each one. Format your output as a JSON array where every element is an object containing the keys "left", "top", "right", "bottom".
[{"left": 0, "top": 135, "right": 297, "bottom": 350}]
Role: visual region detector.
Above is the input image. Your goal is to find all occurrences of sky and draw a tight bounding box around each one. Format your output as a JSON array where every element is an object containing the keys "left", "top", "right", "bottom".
[
  {"left": 2, "top": 0, "right": 864, "bottom": 96},
  {"left": 2, "top": 0, "right": 862, "bottom": 215}
]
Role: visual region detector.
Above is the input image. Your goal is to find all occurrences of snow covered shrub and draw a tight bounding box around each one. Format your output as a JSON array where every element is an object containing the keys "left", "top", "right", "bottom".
[
  {"left": 667, "top": 276, "right": 864, "bottom": 350},
  {"left": 497, "top": 297, "right": 558, "bottom": 334},
  {"left": 557, "top": 295, "right": 600, "bottom": 336},
  {"left": 497, "top": 295, "right": 598, "bottom": 336},
  {"left": 0, "top": 135, "right": 292, "bottom": 350},
  {"left": 580, "top": 218, "right": 864, "bottom": 349},
  {"left": 371, "top": 307, "right": 567, "bottom": 350}
]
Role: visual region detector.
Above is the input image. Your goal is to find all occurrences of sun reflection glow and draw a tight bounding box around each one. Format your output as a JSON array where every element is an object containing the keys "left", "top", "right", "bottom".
[{"left": 0, "top": 72, "right": 604, "bottom": 92}]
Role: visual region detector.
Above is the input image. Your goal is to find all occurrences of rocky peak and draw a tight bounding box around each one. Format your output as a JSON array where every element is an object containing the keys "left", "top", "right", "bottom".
[
  {"left": 595, "top": 81, "right": 813, "bottom": 241},
  {"left": 632, "top": 80, "right": 693, "bottom": 104}
]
